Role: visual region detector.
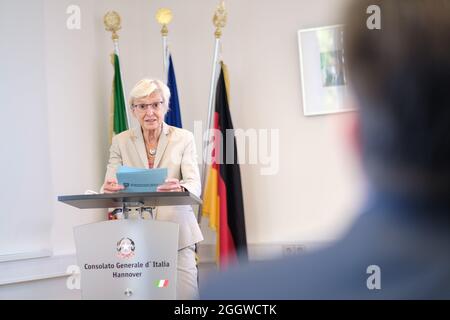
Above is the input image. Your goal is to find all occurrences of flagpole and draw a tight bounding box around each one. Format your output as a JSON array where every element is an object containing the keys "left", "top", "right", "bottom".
[
  {"left": 104, "top": 11, "right": 131, "bottom": 130},
  {"left": 162, "top": 36, "right": 168, "bottom": 82},
  {"left": 199, "top": 1, "right": 227, "bottom": 224},
  {"left": 156, "top": 8, "right": 173, "bottom": 83}
]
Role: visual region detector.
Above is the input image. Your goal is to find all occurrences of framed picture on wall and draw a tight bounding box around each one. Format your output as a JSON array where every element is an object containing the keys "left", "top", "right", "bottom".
[{"left": 298, "top": 25, "right": 354, "bottom": 116}]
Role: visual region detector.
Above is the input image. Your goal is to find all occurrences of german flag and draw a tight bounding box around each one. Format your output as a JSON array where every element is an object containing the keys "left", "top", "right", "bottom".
[{"left": 202, "top": 62, "right": 248, "bottom": 267}]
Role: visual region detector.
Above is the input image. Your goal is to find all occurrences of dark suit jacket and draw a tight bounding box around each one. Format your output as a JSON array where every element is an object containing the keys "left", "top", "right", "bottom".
[{"left": 200, "top": 192, "right": 450, "bottom": 299}]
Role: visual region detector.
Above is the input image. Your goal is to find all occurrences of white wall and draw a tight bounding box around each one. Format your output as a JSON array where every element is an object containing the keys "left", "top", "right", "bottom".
[
  {"left": 0, "top": 0, "right": 364, "bottom": 297},
  {"left": 0, "top": 0, "right": 53, "bottom": 260},
  {"left": 44, "top": 0, "right": 107, "bottom": 256}
]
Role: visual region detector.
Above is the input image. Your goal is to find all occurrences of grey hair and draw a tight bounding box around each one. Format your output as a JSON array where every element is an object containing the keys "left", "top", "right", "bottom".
[{"left": 129, "top": 78, "right": 171, "bottom": 115}]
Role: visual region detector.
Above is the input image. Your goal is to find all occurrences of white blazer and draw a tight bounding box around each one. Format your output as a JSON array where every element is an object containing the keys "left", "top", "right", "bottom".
[{"left": 103, "top": 122, "right": 204, "bottom": 249}]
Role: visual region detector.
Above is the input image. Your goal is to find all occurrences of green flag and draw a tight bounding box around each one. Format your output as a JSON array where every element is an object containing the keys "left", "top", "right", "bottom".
[{"left": 111, "top": 54, "right": 128, "bottom": 136}]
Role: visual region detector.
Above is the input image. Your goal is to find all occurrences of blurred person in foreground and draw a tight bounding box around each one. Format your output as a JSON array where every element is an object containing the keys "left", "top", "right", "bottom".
[{"left": 201, "top": 0, "right": 450, "bottom": 299}]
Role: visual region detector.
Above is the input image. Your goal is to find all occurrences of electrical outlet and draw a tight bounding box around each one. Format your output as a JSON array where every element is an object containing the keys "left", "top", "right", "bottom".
[{"left": 282, "top": 244, "right": 306, "bottom": 257}]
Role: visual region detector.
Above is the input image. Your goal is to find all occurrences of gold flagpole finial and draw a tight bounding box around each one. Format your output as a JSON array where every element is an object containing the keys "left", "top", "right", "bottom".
[
  {"left": 104, "top": 11, "right": 122, "bottom": 41},
  {"left": 213, "top": 1, "right": 227, "bottom": 39},
  {"left": 156, "top": 8, "right": 173, "bottom": 37}
]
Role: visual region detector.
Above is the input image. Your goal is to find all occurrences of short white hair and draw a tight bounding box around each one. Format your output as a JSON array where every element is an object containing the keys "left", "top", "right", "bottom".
[{"left": 129, "top": 78, "right": 171, "bottom": 115}]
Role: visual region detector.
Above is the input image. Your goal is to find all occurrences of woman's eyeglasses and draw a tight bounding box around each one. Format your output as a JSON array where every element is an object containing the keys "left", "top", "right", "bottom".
[{"left": 132, "top": 101, "right": 164, "bottom": 112}]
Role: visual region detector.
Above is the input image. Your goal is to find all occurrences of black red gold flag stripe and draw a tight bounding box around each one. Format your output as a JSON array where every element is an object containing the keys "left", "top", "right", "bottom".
[{"left": 203, "top": 62, "right": 248, "bottom": 267}]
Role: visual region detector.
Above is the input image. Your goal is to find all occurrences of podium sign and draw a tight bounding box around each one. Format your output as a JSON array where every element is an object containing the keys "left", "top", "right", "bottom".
[{"left": 74, "top": 219, "right": 179, "bottom": 300}]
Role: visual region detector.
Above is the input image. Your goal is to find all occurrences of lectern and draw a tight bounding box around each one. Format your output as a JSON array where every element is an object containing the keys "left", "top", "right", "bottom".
[{"left": 58, "top": 192, "right": 202, "bottom": 300}]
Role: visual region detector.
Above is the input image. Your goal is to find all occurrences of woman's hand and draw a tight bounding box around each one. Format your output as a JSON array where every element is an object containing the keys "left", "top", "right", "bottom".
[
  {"left": 157, "top": 178, "right": 184, "bottom": 192},
  {"left": 102, "top": 178, "right": 125, "bottom": 193}
]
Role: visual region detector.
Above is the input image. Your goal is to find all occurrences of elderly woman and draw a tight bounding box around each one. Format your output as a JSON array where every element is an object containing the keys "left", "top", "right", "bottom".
[{"left": 101, "top": 78, "right": 203, "bottom": 300}]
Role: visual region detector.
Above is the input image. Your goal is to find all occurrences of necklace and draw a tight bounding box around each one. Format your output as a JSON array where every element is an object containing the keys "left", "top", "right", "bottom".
[
  {"left": 144, "top": 129, "right": 160, "bottom": 158},
  {"left": 148, "top": 148, "right": 157, "bottom": 157}
]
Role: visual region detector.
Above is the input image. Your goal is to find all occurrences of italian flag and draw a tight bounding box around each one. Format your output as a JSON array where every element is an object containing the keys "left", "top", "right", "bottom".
[
  {"left": 109, "top": 53, "right": 128, "bottom": 142},
  {"left": 107, "top": 52, "right": 128, "bottom": 221},
  {"left": 155, "top": 279, "right": 169, "bottom": 288}
]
